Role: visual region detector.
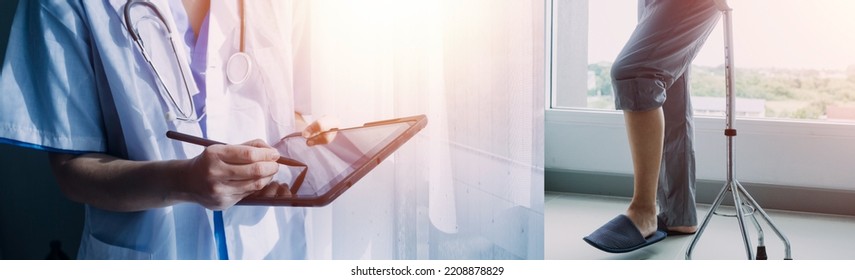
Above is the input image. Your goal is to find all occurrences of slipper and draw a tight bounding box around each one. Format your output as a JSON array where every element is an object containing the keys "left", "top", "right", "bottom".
[
  {"left": 583, "top": 215, "right": 666, "bottom": 253},
  {"left": 657, "top": 216, "right": 696, "bottom": 236}
]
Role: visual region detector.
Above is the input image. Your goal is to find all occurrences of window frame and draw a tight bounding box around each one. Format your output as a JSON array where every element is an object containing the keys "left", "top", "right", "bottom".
[{"left": 544, "top": 0, "right": 855, "bottom": 191}]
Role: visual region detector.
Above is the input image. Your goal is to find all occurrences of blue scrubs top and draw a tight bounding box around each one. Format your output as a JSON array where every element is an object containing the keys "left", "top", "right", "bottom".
[{"left": 0, "top": 0, "right": 307, "bottom": 259}]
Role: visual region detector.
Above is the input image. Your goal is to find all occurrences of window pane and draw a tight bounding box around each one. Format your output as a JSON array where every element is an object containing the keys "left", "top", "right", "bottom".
[{"left": 558, "top": 0, "right": 855, "bottom": 123}]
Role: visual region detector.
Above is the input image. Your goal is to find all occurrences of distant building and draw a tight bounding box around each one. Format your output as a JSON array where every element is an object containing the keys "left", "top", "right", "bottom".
[
  {"left": 826, "top": 105, "right": 855, "bottom": 122},
  {"left": 691, "top": 96, "right": 765, "bottom": 118}
]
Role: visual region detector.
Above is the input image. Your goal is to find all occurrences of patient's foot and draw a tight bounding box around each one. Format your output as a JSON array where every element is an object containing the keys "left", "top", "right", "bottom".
[
  {"left": 625, "top": 207, "right": 658, "bottom": 238},
  {"left": 667, "top": 225, "right": 697, "bottom": 234}
]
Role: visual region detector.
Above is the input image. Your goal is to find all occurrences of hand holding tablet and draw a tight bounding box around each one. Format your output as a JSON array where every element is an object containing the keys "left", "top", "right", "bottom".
[{"left": 167, "top": 115, "right": 427, "bottom": 207}]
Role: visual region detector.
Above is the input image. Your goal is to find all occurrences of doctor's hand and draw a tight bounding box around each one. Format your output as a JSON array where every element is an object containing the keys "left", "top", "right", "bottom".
[
  {"left": 300, "top": 115, "right": 340, "bottom": 146},
  {"left": 181, "top": 139, "right": 281, "bottom": 210}
]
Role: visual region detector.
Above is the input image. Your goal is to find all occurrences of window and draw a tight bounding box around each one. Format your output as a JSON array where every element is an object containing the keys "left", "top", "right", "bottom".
[
  {"left": 545, "top": 0, "right": 855, "bottom": 192},
  {"left": 551, "top": 0, "right": 855, "bottom": 123}
]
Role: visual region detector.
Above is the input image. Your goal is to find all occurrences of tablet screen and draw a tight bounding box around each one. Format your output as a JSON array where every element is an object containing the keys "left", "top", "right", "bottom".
[{"left": 238, "top": 116, "right": 425, "bottom": 206}]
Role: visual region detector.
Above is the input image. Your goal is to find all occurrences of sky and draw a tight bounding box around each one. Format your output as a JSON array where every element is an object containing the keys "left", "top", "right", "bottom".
[{"left": 588, "top": 0, "right": 855, "bottom": 70}]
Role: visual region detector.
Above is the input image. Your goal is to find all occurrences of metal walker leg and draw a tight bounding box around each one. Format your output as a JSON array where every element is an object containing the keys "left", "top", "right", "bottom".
[{"left": 684, "top": 0, "right": 792, "bottom": 260}]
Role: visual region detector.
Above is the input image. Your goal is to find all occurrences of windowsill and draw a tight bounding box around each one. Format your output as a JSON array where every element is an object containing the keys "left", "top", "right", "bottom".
[
  {"left": 546, "top": 107, "right": 855, "bottom": 138},
  {"left": 545, "top": 107, "right": 855, "bottom": 191}
]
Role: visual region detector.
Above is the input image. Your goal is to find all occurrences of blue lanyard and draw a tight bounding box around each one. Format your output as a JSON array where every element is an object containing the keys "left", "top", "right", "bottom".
[{"left": 213, "top": 210, "right": 229, "bottom": 260}]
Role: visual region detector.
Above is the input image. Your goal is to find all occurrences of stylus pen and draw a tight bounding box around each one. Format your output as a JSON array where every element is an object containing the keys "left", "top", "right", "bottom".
[
  {"left": 165, "top": 131, "right": 308, "bottom": 194},
  {"left": 166, "top": 131, "right": 306, "bottom": 167}
]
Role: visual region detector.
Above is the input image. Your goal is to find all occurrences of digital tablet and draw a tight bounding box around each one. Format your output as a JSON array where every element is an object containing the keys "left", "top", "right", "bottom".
[{"left": 238, "top": 115, "right": 427, "bottom": 207}]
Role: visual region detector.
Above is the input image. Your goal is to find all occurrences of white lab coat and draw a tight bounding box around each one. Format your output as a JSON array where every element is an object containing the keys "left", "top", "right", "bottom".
[{"left": 0, "top": 0, "right": 311, "bottom": 259}]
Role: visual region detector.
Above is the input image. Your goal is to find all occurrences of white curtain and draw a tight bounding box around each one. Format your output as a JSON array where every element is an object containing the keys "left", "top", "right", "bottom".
[{"left": 299, "top": 0, "right": 544, "bottom": 260}]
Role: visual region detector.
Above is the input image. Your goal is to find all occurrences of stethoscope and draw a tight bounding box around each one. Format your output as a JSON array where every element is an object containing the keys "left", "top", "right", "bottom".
[
  {"left": 124, "top": 0, "right": 251, "bottom": 122},
  {"left": 226, "top": 0, "right": 252, "bottom": 85},
  {"left": 123, "top": 0, "right": 251, "bottom": 260}
]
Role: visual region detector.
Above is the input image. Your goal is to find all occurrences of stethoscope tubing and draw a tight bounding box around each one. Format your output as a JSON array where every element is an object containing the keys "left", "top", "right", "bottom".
[
  {"left": 227, "top": 0, "right": 251, "bottom": 85},
  {"left": 124, "top": 0, "right": 251, "bottom": 122},
  {"left": 124, "top": 0, "right": 203, "bottom": 122}
]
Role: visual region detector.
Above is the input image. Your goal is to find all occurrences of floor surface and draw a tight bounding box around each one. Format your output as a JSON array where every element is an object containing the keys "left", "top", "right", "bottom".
[{"left": 546, "top": 192, "right": 855, "bottom": 260}]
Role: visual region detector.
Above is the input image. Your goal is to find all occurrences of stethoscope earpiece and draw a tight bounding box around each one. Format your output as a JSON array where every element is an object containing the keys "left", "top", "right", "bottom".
[{"left": 165, "top": 111, "right": 177, "bottom": 122}]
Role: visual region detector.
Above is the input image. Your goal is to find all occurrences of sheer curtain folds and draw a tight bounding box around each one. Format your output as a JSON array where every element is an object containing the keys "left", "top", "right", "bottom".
[{"left": 298, "top": 0, "right": 544, "bottom": 260}]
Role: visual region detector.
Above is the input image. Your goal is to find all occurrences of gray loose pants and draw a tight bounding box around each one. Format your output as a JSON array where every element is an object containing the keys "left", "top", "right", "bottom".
[{"left": 611, "top": 0, "right": 721, "bottom": 227}]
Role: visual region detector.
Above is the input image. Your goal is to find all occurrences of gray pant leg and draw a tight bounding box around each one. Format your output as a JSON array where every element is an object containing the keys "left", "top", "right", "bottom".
[
  {"left": 657, "top": 72, "right": 697, "bottom": 227},
  {"left": 609, "top": 0, "right": 720, "bottom": 227},
  {"left": 611, "top": 0, "right": 721, "bottom": 112}
]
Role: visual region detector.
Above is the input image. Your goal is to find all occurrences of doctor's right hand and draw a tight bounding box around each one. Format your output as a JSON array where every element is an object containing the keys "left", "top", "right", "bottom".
[{"left": 180, "top": 139, "right": 281, "bottom": 210}]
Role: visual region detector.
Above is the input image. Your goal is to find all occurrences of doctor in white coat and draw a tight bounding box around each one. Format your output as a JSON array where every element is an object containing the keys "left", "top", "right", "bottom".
[{"left": 0, "top": 0, "right": 319, "bottom": 259}]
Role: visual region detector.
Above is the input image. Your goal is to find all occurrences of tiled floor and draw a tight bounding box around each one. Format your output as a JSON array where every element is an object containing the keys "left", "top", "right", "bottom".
[{"left": 546, "top": 192, "right": 855, "bottom": 260}]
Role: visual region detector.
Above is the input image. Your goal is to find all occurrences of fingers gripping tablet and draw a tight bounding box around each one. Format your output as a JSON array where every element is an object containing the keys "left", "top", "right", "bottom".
[{"left": 239, "top": 115, "right": 427, "bottom": 207}]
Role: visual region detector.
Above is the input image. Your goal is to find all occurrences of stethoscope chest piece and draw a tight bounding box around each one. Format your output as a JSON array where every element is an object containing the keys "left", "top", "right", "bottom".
[
  {"left": 226, "top": 52, "right": 252, "bottom": 85},
  {"left": 227, "top": 0, "right": 251, "bottom": 85}
]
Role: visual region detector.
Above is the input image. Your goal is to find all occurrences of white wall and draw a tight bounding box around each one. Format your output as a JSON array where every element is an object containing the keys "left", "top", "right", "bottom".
[{"left": 546, "top": 109, "right": 855, "bottom": 191}]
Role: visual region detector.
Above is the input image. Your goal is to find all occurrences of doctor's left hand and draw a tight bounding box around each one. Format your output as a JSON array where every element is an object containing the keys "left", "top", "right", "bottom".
[
  {"left": 180, "top": 139, "right": 282, "bottom": 210},
  {"left": 298, "top": 114, "right": 340, "bottom": 146}
]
